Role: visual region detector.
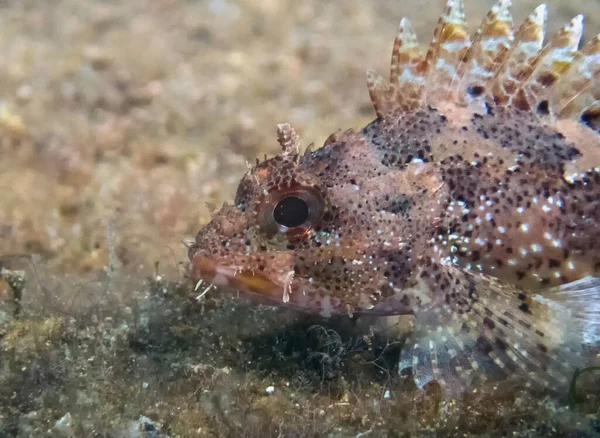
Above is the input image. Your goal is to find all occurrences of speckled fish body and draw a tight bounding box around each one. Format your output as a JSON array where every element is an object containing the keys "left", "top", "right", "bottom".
[{"left": 189, "top": 0, "right": 600, "bottom": 393}]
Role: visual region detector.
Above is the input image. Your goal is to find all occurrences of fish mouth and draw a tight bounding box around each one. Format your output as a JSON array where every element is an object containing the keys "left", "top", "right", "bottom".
[{"left": 190, "top": 255, "right": 284, "bottom": 297}]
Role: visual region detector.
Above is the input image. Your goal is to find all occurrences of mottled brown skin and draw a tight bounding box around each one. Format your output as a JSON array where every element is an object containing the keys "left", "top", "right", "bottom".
[{"left": 189, "top": 104, "right": 600, "bottom": 318}]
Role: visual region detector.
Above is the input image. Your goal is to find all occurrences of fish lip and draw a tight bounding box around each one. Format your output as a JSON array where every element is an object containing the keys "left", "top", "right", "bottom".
[{"left": 190, "top": 254, "right": 283, "bottom": 296}]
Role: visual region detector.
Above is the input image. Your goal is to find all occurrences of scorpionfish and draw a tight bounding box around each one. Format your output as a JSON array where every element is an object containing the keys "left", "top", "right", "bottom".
[{"left": 190, "top": 0, "right": 600, "bottom": 393}]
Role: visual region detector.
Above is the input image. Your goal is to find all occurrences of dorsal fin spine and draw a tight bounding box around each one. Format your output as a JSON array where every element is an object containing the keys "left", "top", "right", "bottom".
[{"left": 366, "top": 1, "right": 600, "bottom": 132}]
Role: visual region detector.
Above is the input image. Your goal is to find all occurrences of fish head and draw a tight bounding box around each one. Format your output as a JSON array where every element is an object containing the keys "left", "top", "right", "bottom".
[{"left": 188, "top": 124, "right": 442, "bottom": 317}]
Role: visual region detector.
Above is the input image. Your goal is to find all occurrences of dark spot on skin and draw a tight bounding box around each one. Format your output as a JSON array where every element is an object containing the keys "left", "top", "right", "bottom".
[
  {"left": 382, "top": 194, "right": 412, "bottom": 215},
  {"left": 467, "top": 85, "right": 484, "bottom": 97},
  {"left": 400, "top": 294, "right": 410, "bottom": 306},
  {"left": 461, "top": 322, "right": 471, "bottom": 333},
  {"left": 483, "top": 316, "right": 495, "bottom": 330},
  {"left": 380, "top": 284, "right": 395, "bottom": 298},
  {"left": 537, "top": 100, "right": 549, "bottom": 115},
  {"left": 470, "top": 109, "right": 581, "bottom": 170},
  {"left": 581, "top": 107, "right": 600, "bottom": 132},
  {"left": 518, "top": 302, "right": 529, "bottom": 313},
  {"left": 495, "top": 337, "right": 507, "bottom": 351},
  {"left": 548, "top": 259, "right": 561, "bottom": 269},
  {"left": 475, "top": 337, "right": 493, "bottom": 355},
  {"left": 538, "top": 73, "right": 557, "bottom": 88},
  {"left": 362, "top": 109, "right": 441, "bottom": 166}
]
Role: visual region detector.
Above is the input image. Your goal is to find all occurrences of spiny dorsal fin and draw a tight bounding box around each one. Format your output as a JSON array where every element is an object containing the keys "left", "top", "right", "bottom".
[
  {"left": 366, "top": 69, "right": 394, "bottom": 119},
  {"left": 423, "top": 0, "right": 471, "bottom": 104},
  {"left": 367, "top": 0, "right": 600, "bottom": 133},
  {"left": 456, "top": 0, "right": 514, "bottom": 111},
  {"left": 551, "top": 35, "right": 600, "bottom": 126},
  {"left": 389, "top": 18, "right": 425, "bottom": 112},
  {"left": 323, "top": 129, "right": 342, "bottom": 147},
  {"left": 303, "top": 142, "right": 314, "bottom": 156},
  {"left": 367, "top": 0, "right": 540, "bottom": 117},
  {"left": 517, "top": 14, "right": 584, "bottom": 114},
  {"left": 276, "top": 123, "right": 300, "bottom": 158},
  {"left": 490, "top": 4, "right": 547, "bottom": 108},
  {"left": 369, "top": 18, "right": 427, "bottom": 117}
]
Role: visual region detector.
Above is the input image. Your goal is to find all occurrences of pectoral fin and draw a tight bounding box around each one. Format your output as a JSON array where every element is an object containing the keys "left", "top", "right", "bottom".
[{"left": 400, "top": 265, "right": 599, "bottom": 396}]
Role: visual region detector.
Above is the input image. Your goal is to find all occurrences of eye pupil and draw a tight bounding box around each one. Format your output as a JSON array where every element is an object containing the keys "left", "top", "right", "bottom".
[{"left": 273, "top": 196, "right": 309, "bottom": 228}]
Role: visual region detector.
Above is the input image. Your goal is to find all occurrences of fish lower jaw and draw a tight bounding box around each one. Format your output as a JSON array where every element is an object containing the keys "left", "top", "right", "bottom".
[
  {"left": 191, "top": 255, "right": 285, "bottom": 296},
  {"left": 190, "top": 255, "right": 349, "bottom": 315}
]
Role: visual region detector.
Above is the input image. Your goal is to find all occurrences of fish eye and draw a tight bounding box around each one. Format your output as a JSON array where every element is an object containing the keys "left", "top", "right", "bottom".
[
  {"left": 258, "top": 186, "right": 325, "bottom": 238},
  {"left": 273, "top": 196, "right": 309, "bottom": 228}
]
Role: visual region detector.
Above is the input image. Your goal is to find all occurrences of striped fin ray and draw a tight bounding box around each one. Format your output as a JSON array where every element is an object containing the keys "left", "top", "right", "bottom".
[
  {"left": 490, "top": 4, "right": 547, "bottom": 108},
  {"left": 423, "top": 0, "right": 471, "bottom": 104},
  {"left": 366, "top": 18, "right": 427, "bottom": 118},
  {"left": 399, "top": 305, "right": 499, "bottom": 394},
  {"left": 399, "top": 266, "right": 594, "bottom": 397},
  {"left": 367, "top": 0, "right": 600, "bottom": 135},
  {"left": 456, "top": 0, "right": 514, "bottom": 111},
  {"left": 517, "top": 14, "right": 584, "bottom": 114},
  {"left": 366, "top": 69, "right": 395, "bottom": 119},
  {"left": 367, "top": 0, "right": 471, "bottom": 118},
  {"left": 551, "top": 35, "right": 600, "bottom": 130},
  {"left": 389, "top": 18, "right": 426, "bottom": 112}
]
